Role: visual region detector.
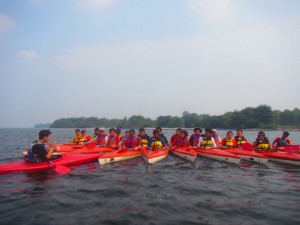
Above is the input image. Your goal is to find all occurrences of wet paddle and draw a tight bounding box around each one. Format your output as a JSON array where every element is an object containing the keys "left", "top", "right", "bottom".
[{"left": 49, "top": 161, "right": 71, "bottom": 174}]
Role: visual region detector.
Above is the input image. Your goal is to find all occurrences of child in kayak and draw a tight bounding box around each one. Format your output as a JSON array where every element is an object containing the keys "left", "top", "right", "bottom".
[
  {"left": 81, "top": 129, "right": 91, "bottom": 144},
  {"left": 172, "top": 130, "right": 190, "bottom": 148},
  {"left": 170, "top": 128, "right": 181, "bottom": 146},
  {"left": 70, "top": 129, "right": 85, "bottom": 145},
  {"left": 252, "top": 131, "right": 272, "bottom": 150},
  {"left": 211, "top": 129, "right": 221, "bottom": 146},
  {"left": 122, "top": 129, "right": 142, "bottom": 150},
  {"left": 107, "top": 128, "right": 120, "bottom": 149},
  {"left": 189, "top": 128, "right": 203, "bottom": 147},
  {"left": 220, "top": 131, "right": 236, "bottom": 148},
  {"left": 26, "top": 130, "right": 57, "bottom": 163},
  {"left": 234, "top": 129, "right": 248, "bottom": 147},
  {"left": 138, "top": 128, "right": 150, "bottom": 147},
  {"left": 147, "top": 129, "right": 168, "bottom": 149},
  {"left": 197, "top": 128, "right": 217, "bottom": 149},
  {"left": 156, "top": 127, "right": 169, "bottom": 146},
  {"left": 272, "top": 131, "right": 291, "bottom": 148}
]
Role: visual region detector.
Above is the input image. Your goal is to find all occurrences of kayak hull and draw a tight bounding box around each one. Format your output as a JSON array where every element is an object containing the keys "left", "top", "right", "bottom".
[
  {"left": 196, "top": 148, "right": 241, "bottom": 165},
  {"left": 98, "top": 149, "right": 142, "bottom": 166},
  {"left": 256, "top": 151, "right": 300, "bottom": 166},
  {"left": 227, "top": 148, "right": 269, "bottom": 164},
  {"left": 0, "top": 153, "right": 100, "bottom": 174},
  {"left": 143, "top": 148, "right": 169, "bottom": 164},
  {"left": 171, "top": 147, "right": 197, "bottom": 162}
]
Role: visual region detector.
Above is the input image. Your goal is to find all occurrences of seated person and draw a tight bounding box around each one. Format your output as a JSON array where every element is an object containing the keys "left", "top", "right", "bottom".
[
  {"left": 172, "top": 130, "right": 190, "bottom": 148},
  {"left": 122, "top": 129, "right": 142, "bottom": 150},
  {"left": 252, "top": 131, "right": 272, "bottom": 150},
  {"left": 81, "top": 129, "right": 91, "bottom": 143},
  {"left": 138, "top": 128, "right": 150, "bottom": 147},
  {"left": 26, "top": 130, "right": 57, "bottom": 163},
  {"left": 107, "top": 128, "right": 120, "bottom": 149},
  {"left": 220, "top": 131, "right": 236, "bottom": 148},
  {"left": 272, "top": 131, "right": 291, "bottom": 148},
  {"left": 189, "top": 128, "right": 203, "bottom": 147},
  {"left": 70, "top": 129, "right": 85, "bottom": 145},
  {"left": 211, "top": 129, "right": 221, "bottom": 146},
  {"left": 197, "top": 128, "right": 217, "bottom": 149},
  {"left": 234, "top": 129, "right": 248, "bottom": 147},
  {"left": 170, "top": 128, "right": 181, "bottom": 146},
  {"left": 87, "top": 128, "right": 108, "bottom": 146},
  {"left": 147, "top": 129, "right": 167, "bottom": 149}
]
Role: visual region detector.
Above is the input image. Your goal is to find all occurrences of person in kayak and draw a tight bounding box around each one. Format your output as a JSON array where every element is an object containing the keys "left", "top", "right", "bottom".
[
  {"left": 116, "top": 128, "right": 123, "bottom": 142},
  {"left": 197, "top": 128, "right": 217, "bottom": 149},
  {"left": 172, "top": 130, "right": 190, "bottom": 148},
  {"left": 170, "top": 128, "right": 181, "bottom": 146},
  {"left": 26, "top": 130, "right": 58, "bottom": 163},
  {"left": 272, "top": 131, "right": 291, "bottom": 148},
  {"left": 234, "top": 129, "right": 248, "bottom": 147},
  {"left": 70, "top": 129, "right": 85, "bottom": 145},
  {"left": 86, "top": 128, "right": 108, "bottom": 146},
  {"left": 107, "top": 128, "right": 120, "bottom": 149},
  {"left": 220, "top": 131, "right": 236, "bottom": 148},
  {"left": 81, "top": 130, "right": 91, "bottom": 144},
  {"left": 122, "top": 129, "right": 142, "bottom": 150},
  {"left": 156, "top": 127, "right": 169, "bottom": 146},
  {"left": 138, "top": 128, "right": 150, "bottom": 147},
  {"left": 211, "top": 129, "right": 221, "bottom": 146},
  {"left": 147, "top": 129, "right": 168, "bottom": 149},
  {"left": 252, "top": 131, "right": 272, "bottom": 150},
  {"left": 189, "top": 128, "right": 203, "bottom": 147}
]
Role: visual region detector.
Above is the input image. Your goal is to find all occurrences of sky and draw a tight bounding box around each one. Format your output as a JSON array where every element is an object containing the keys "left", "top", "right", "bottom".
[{"left": 0, "top": 0, "right": 299, "bottom": 128}]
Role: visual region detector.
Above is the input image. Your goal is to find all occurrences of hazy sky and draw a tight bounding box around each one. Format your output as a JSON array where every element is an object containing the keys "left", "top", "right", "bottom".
[{"left": 0, "top": 0, "right": 299, "bottom": 128}]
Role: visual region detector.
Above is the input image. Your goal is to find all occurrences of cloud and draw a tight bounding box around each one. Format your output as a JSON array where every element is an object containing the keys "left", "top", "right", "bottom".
[
  {"left": 0, "top": 13, "right": 16, "bottom": 34},
  {"left": 186, "top": 0, "right": 232, "bottom": 22},
  {"left": 18, "top": 50, "right": 39, "bottom": 60},
  {"left": 75, "top": 0, "right": 115, "bottom": 11}
]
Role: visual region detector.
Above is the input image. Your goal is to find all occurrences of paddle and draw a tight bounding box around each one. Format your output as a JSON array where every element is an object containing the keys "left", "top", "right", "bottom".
[{"left": 49, "top": 160, "right": 71, "bottom": 174}]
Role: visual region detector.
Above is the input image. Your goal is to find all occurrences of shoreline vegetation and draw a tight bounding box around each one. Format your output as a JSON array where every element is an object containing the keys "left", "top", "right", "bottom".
[{"left": 35, "top": 105, "right": 300, "bottom": 130}]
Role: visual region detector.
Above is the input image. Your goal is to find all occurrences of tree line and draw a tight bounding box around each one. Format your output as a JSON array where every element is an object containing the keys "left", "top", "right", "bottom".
[{"left": 48, "top": 105, "right": 300, "bottom": 129}]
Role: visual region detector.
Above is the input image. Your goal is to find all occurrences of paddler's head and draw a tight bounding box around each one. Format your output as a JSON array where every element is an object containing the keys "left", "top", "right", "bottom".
[
  {"left": 226, "top": 131, "right": 233, "bottom": 139},
  {"left": 205, "top": 128, "right": 213, "bottom": 137},
  {"left": 153, "top": 129, "right": 160, "bottom": 138},
  {"left": 257, "top": 131, "right": 265, "bottom": 140},
  {"left": 75, "top": 129, "right": 81, "bottom": 137},
  {"left": 139, "top": 128, "right": 145, "bottom": 136},
  {"left": 39, "top": 129, "right": 52, "bottom": 143},
  {"left": 282, "top": 131, "right": 289, "bottom": 139},
  {"left": 179, "top": 130, "right": 188, "bottom": 138},
  {"left": 109, "top": 128, "right": 116, "bottom": 136},
  {"left": 176, "top": 128, "right": 182, "bottom": 135},
  {"left": 236, "top": 129, "right": 243, "bottom": 137},
  {"left": 129, "top": 129, "right": 135, "bottom": 137},
  {"left": 116, "top": 128, "right": 121, "bottom": 136},
  {"left": 194, "top": 128, "right": 202, "bottom": 135}
]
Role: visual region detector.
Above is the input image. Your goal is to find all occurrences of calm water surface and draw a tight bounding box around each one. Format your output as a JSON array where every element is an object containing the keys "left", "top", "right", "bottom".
[{"left": 0, "top": 128, "right": 300, "bottom": 225}]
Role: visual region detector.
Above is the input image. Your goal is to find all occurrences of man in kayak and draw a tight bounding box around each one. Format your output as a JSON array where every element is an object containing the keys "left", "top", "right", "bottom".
[
  {"left": 26, "top": 130, "right": 57, "bottom": 162},
  {"left": 220, "top": 131, "right": 236, "bottom": 148},
  {"left": 86, "top": 128, "right": 108, "bottom": 146},
  {"left": 81, "top": 130, "right": 91, "bottom": 144},
  {"left": 234, "top": 129, "right": 248, "bottom": 147},
  {"left": 147, "top": 129, "right": 168, "bottom": 149},
  {"left": 197, "top": 128, "right": 217, "bottom": 149},
  {"left": 170, "top": 128, "right": 181, "bottom": 146},
  {"left": 172, "top": 130, "right": 190, "bottom": 148},
  {"left": 189, "top": 128, "right": 203, "bottom": 147},
  {"left": 71, "top": 129, "right": 85, "bottom": 145},
  {"left": 107, "top": 128, "right": 120, "bottom": 149},
  {"left": 156, "top": 127, "right": 169, "bottom": 146},
  {"left": 252, "top": 131, "right": 272, "bottom": 150},
  {"left": 138, "top": 128, "right": 150, "bottom": 147},
  {"left": 122, "top": 129, "right": 142, "bottom": 150},
  {"left": 272, "top": 131, "right": 291, "bottom": 148}
]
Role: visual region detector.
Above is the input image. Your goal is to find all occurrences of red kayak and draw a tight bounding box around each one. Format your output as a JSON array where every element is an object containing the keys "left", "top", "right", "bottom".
[
  {"left": 226, "top": 148, "right": 268, "bottom": 164},
  {"left": 170, "top": 147, "right": 197, "bottom": 162},
  {"left": 98, "top": 148, "right": 142, "bottom": 166},
  {"left": 142, "top": 148, "right": 169, "bottom": 164},
  {"left": 255, "top": 150, "right": 300, "bottom": 166},
  {"left": 0, "top": 153, "right": 100, "bottom": 175},
  {"left": 196, "top": 148, "right": 241, "bottom": 165}
]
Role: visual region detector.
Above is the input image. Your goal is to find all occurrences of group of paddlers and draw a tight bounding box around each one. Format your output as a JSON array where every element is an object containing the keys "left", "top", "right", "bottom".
[{"left": 70, "top": 127, "right": 292, "bottom": 150}]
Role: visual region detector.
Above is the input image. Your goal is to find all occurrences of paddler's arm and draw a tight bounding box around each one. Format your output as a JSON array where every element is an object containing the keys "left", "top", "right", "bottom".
[{"left": 45, "top": 141, "right": 57, "bottom": 159}]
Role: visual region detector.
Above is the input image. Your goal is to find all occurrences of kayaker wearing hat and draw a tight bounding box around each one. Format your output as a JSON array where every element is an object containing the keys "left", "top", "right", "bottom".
[
  {"left": 272, "top": 131, "right": 291, "bottom": 148},
  {"left": 26, "top": 130, "right": 57, "bottom": 163},
  {"left": 252, "top": 131, "right": 272, "bottom": 150}
]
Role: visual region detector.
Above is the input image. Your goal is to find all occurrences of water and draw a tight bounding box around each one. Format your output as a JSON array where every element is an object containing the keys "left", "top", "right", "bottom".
[{"left": 0, "top": 128, "right": 300, "bottom": 225}]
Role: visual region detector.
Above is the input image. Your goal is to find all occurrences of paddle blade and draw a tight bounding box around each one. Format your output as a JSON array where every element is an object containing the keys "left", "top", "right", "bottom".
[
  {"left": 55, "top": 165, "right": 71, "bottom": 174},
  {"left": 241, "top": 143, "right": 254, "bottom": 151}
]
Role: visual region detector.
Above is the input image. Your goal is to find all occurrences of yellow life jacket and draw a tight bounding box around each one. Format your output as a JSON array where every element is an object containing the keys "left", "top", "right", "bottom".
[
  {"left": 139, "top": 134, "right": 149, "bottom": 147},
  {"left": 256, "top": 138, "right": 270, "bottom": 149},
  {"left": 224, "top": 138, "right": 234, "bottom": 147},
  {"left": 71, "top": 136, "right": 85, "bottom": 145},
  {"left": 150, "top": 138, "right": 163, "bottom": 148},
  {"left": 200, "top": 137, "right": 213, "bottom": 149},
  {"left": 235, "top": 136, "right": 247, "bottom": 146}
]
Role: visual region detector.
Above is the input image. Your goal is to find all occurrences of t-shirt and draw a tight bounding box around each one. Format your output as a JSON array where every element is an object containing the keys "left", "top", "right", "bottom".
[{"left": 31, "top": 142, "right": 48, "bottom": 162}]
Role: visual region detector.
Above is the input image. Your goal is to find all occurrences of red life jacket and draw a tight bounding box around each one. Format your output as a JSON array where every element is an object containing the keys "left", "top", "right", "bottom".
[
  {"left": 124, "top": 136, "right": 140, "bottom": 148},
  {"left": 107, "top": 135, "right": 120, "bottom": 148},
  {"left": 96, "top": 134, "right": 107, "bottom": 146},
  {"left": 176, "top": 137, "right": 190, "bottom": 147}
]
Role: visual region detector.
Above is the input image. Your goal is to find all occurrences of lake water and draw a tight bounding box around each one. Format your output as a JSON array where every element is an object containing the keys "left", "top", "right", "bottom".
[{"left": 0, "top": 128, "right": 300, "bottom": 225}]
